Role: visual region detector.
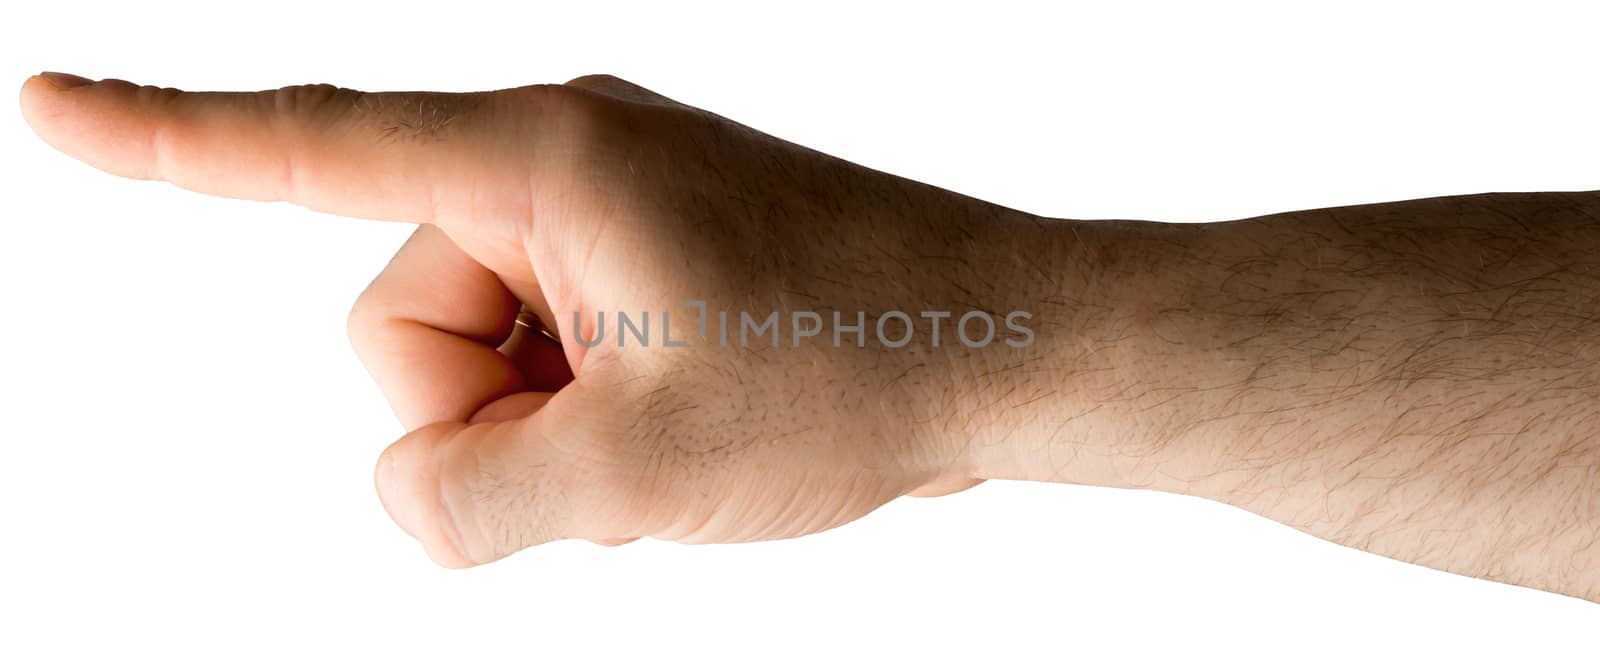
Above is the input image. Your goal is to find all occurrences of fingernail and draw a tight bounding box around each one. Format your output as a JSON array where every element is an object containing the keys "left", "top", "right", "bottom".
[{"left": 40, "top": 71, "right": 93, "bottom": 90}]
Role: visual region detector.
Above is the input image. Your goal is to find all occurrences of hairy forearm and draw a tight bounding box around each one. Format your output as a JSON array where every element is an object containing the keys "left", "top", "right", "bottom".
[{"left": 974, "top": 191, "right": 1600, "bottom": 601}]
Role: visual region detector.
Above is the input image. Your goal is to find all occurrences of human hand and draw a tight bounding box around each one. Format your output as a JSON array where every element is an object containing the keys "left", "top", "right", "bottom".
[{"left": 20, "top": 72, "right": 1055, "bottom": 566}]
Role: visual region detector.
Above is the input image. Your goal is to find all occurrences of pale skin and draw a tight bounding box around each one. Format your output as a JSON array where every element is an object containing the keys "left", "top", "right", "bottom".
[{"left": 19, "top": 71, "right": 1600, "bottom": 602}]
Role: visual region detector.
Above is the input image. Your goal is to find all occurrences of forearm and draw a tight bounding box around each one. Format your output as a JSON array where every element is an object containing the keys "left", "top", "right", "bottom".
[{"left": 973, "top": 191, "right": 1600, "bottom": 600}]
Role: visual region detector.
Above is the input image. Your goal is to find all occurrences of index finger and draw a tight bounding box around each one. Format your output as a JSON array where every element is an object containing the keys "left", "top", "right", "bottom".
[{"left": 18, "top": 73, "right": 555, "bottom": 224}]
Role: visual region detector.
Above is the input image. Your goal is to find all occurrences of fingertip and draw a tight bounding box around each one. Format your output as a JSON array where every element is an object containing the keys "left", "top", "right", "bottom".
[
  {"left": 20, "top": 72, "right": 91, "bottom": 109},
  {"left": 19, "top": 74, "right": 62, "bottom": 130},
  {"left": 19, "top": 74, "right": 85, "bottom": 171},
  {"left": 20, "top": 74, "right": 155, "bottom": 181},
  {"left": 374, "top": 447, "right": 405, "bottom": 533},
  {"left": 20, "top": 72, "right": 97, "bottom": 125},
  {"left": 375, "top": 424, "right": 480, "bottom": 569}
]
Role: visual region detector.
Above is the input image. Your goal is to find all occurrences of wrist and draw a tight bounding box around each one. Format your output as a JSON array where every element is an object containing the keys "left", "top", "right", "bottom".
[{"left": 954, "top": 214, "right": 1206, "bottom": 490}]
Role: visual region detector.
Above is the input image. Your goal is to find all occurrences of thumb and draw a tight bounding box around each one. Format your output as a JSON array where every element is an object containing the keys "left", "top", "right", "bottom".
[{"left": 374, "top": 384, "right": 642, "bottom": 567}]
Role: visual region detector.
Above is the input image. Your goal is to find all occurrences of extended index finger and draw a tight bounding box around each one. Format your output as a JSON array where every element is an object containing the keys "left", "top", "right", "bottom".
[{"left": 18, "top": 73, "right": 556, "bottom": 224}]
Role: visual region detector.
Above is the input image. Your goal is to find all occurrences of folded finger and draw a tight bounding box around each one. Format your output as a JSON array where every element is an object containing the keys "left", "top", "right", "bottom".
[{"left": 348, "top": 224, "right": 524, "bottom": 428}]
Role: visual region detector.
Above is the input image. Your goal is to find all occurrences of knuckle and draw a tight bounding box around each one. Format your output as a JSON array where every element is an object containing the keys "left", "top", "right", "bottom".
[
  {"left": 564, "top": 72, "right": 619, "bottom": 85},
  {"left": 262, "top": 84, "right": 368, "bottom": 142},
  {"left": 562, "top": 73, "right": 624, "bottom": 90},
  {"left": 504, "top": 82, "right": 601, "bottom": 120},
  {"left": 267, "top": 83, "right": 355, "bottom": 117},
  {"left": 563, "top": 74, "right": 676, "bottom": 107},
  {"left": 496, "top": 82, "right": 681, "bottom": 203},
  {"left": 505, "top": 81, "right": 632, "bottom": 139},
  {"left": 344, "top": 286, "right": 386, "bottom": 349},
  {"left": 129, "top": 82, "right": 185, "bottom": 109}
]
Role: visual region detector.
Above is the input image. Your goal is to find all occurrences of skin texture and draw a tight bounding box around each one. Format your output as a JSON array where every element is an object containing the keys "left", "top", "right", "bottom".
[{"left": 18, "top": 72, "right": 1600, "bottom": 602}]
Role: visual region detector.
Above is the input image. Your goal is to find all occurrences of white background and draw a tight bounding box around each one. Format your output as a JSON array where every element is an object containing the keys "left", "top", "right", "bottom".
[{"left": 4, "top": 1, "right": 1598, "bottom": 646}]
